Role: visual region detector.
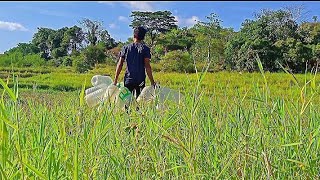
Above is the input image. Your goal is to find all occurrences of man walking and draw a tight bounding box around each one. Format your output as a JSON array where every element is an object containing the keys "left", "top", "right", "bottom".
[{"left": 113, "top": 26, "right": 156, "bottom": 99}]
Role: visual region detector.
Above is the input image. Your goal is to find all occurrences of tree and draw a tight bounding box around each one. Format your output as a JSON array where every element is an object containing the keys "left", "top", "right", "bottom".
[
  {"left": 48, "top": 27, "right": 70, "bottom": 58},
  {"left": 79, "top": 18, "right": 116, "bottom": 49},
  {"left": 5, "top": 43, "right": 40, "bottom": 55},
  {"left": 62, "top": 25, "right": 85, "bottom": 53},
  {"left": 313, "top": 16, "right": 318, "bottom": 23},
  {"left": 224, "top": 8, "right": 305, "bottom": 72},
  {"left": 130, "top": 11, "right": 178, "bottom": 47},
  {"left": 79, "top": 18, "right": 102, "bottom": 46},
  {"left": 298, "top": 22, "right": 320, "bottom": 68},
  {"left": 99, "top": 29, "right": 118, "bottom": 50},
  {"left": 32, "top": 27, "right": 56, "bottom": 60},
  {"left": 157, "top": 27, "right": 195, "bottom": 53},
  {"left": 190, "top": 13, "right": 233, "bottom": 70}
]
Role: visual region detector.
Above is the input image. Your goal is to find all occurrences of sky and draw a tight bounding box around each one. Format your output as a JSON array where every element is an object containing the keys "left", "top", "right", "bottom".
[{"left": 0, "top": 1, "right": 320, "bottom": 54}]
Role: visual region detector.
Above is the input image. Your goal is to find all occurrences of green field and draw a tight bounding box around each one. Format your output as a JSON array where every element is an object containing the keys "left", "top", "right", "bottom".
[{"left": 1, "top": 65, "right": 320, "bottom": 179}]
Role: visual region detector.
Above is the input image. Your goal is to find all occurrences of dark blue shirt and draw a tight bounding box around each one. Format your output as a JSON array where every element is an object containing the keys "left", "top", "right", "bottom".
[{"left": 119, "top": 43, "right": 151, "bottom": 85}]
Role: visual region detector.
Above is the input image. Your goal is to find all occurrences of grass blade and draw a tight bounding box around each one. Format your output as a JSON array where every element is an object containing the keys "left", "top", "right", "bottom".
[
  {"left": 73, "top": 138, "right": 79, "bottom": 180},
  {"left": 22, "top": 160, "right": 47, "bottom": 179},
  {"left": 0, "top": 78, "right": 17, "bottom": 102},
  {"left": 281, "top": 142, "right": 302, "bottom": 147}
]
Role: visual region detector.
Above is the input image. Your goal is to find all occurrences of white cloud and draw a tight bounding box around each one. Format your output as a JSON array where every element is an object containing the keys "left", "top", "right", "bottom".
[
  {"left": 118, "top": 16, "right": 130, "bottom": 23},
  {"left": 122, "top": 1, "right": 154, "bottom": 11},
  {"left": 185, "top": 16, "right": 200, "bottom": 27},
  {"left": 98, "top": 1, "right": 115, "bottom": 7},
  {"left": 109, "top": 23, "right": 118, "bottom": 29},
  {"left": 99, "top": 1, "right": 155, "bottom": 11},
  {"left": 0, "top": 21, "right": 28, "bottom": 31},
  {"left": 174, "top": 15, "right": 200, "bottom": 28},
  {"left": 98, "top": 1, "right": 112, "bottom": 3}
]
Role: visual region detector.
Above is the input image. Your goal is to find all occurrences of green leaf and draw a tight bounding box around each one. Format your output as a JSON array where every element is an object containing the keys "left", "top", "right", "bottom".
[
  {"left": 0, "top": 163, "right": 8, "bottom": 180},
  {"left": 0, "top": 103, "right": 18, "bottom": 130},
  {"left": 0, "top": 78, "right": 17, "bottom": 102},
  {"left": 22, "top": 160, "right": 47, "bottom": 180},
  {"left": 73, "top": 138, "right": 78, "bottom": 180},
  {"left": 281, "top": 142, "right": 302, "bottom": 147},
  {"left": 79, "top": 77, "right": 87, "bottom": 107}
]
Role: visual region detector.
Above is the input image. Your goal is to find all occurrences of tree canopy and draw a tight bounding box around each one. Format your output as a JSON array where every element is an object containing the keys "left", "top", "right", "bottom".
[{"left": 1, "top": 8, "right": 320, "bottom": 73}]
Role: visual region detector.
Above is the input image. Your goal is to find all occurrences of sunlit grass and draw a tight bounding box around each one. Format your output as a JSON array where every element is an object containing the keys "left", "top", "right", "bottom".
[{"left": 0, "top": 63, "right": 320, "bottom": 178}]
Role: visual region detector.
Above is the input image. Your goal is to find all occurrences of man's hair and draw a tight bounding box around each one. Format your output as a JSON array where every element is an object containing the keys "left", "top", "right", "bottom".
[{"left": 133, "top": 26, "right": 147, "bottom": 40}]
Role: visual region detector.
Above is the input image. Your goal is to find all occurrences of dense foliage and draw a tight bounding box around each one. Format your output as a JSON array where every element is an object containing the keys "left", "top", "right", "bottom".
[{"left": 1, "top": 7, "right": 320, "bottom": 73}]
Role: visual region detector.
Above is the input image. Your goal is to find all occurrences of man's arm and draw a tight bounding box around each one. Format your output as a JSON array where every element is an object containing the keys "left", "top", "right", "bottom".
[
  {"left": 144, "top": 58, "right": 155, "bottom": 86},
  {"left": 113, "top": 57, "right": 124, "bottom": 85}
]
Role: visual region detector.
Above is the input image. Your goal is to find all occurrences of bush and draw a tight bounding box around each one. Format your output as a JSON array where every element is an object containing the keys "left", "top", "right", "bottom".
[
  {"left": 62, "top": 56, "right": 73, "bottom": 66},
  {"left": 51, "top": 47, "right": 67, "bottom": 59},
  {"left": 83, "top": 43, "right": 107, "bottom": 67},
  {"left": 72, "top": 55, "right": 92, "bottom": 73},
  {"left": 0, "top": 53, "right": 14, "bottom": 67},
  {"left": 18, "top": 54, "right": 46, "bottom": 67},
  {"left": 153, "top": 45, "right": 165, "bottom": 61},
  {"left": 47, "top": 58, "right": 63, "bottom": 67},
  {"left": 159, "top": 50, "right": 195, "bottom": 73},
  {"left": 0, "top": 52, "right": 46, "bottom": 67}
]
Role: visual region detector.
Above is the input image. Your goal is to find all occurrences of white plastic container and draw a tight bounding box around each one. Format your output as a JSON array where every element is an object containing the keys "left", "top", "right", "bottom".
[
  {"left": 104, "top": 84, "right": 120, "bottom": 103},
  {"left": 116, "top": 86, "right": 133, "bottom": 109},
  {"left": 136, "top": 85, "right": 156, "bottom": 103},
  {"left": 158, "top": 87, "right": 183, "bottom": 104},
  {"left": 91, "top": 75, "right": 113, "bottom": 87},
  {"left": 137, "top": 85, "right": 183, "bottom": 105},
  {"left": 85, "top": 86, "right": 108, "bottom": 107},
  {"left": 85, "top": 84, "right": 108, "bottom": 95}
]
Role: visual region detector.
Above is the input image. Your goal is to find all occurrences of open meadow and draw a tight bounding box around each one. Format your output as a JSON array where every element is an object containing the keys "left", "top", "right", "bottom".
[
  {"left": 0, "top": 65, "right": 320, "bottom": 179},
  {"left": 2, "top": 1, "right": 320, "bottom": 179}
]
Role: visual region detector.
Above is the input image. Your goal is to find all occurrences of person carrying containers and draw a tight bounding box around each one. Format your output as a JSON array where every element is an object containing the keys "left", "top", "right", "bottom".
[{"left": 113, "top": 26, "right": 156, "bottom": 99}]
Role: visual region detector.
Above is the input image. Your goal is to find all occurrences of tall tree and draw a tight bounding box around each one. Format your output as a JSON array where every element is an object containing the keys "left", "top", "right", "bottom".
[
  {"left": 224, "top": 8, "right": 308, "bottom": 72},
  {"left": 99, "top": 29, "right": 117, "bottom": 50},
  {"left": 62, "top": 25, "right": 85, "bottom": 53},
  {"left": 157, "top": 27, "right": 195, "bottom": 53},
  {"left": 79, "top": 18, "right": 101, "bottom": 46},
  {"left": 32, "top": 27, "right": 56, "bottom": 59},
  {"left": 79, "top": 18, "right": 117, "bottom": 49},
  {"left": 48, "top": 27, "right": 69, "bottom": 58},
  {"left": 130, "top": 11, "right": 178, "bottom": 47},
  {"left": 190, "top": 13, "right": 233, "bottom": 70}
]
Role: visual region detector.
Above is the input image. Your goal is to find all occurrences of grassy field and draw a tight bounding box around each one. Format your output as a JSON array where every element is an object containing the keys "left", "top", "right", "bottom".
[{"left": 0, "top": 64, "right": 320, "bottom": 179}]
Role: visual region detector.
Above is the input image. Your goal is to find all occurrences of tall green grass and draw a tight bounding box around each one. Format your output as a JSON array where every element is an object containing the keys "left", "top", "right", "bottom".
[{"left": 0, "top": 62, "right": 320, "bottom": 179}]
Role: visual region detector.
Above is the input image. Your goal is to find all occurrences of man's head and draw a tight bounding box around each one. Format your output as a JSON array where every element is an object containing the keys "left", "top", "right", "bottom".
[{"left": 133, "top": 26, "right": 147, "bottom": 41}]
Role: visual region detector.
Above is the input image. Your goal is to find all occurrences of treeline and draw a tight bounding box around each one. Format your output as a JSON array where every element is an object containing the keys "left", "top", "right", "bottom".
[
  {"left": 0, "top": 19, "right": 119, "bottom": 72},
  {"left": 1, "top": 7, "right": 320, "bottom": 73}
]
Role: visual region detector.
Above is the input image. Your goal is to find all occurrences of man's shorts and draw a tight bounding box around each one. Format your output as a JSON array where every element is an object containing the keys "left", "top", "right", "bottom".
[{"left": 124, "top": 81, "right": 145, "bottom": 98}]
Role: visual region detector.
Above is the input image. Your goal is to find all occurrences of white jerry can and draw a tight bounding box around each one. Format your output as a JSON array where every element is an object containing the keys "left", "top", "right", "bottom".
[
  {"left": 85, "top": 83, "right": 108, "bottom": 95},
  {"left": 117, "top": 86, "right": 133, "bottom": 109},
  {"left": 91, "top": 75, "right": 113, "bottom": 87},
  {"left": 85, "top": 86, "right": 108, "bottom": 107},
  {"left": 103, "top": 84, "right": 120, "bottom": 103},
  {"left": 136, "top": 85, "right": 156, "bottom": 103}
]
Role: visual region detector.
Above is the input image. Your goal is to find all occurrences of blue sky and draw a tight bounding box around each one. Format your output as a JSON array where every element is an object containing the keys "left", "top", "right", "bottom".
[{"left": 0, "top": 1, "right": 319, "bottom": 53}]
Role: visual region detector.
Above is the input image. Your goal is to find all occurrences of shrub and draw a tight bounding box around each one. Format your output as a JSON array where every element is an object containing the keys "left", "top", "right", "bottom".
[
  {"left": 159, "top": 50, "right": 195, "bottom": 73},
  {"left": 62, "top": 56, "right": 73, "bottom": 66},
  {"left": 72, "top": 55, "right": 92, "bottom": 73}
]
